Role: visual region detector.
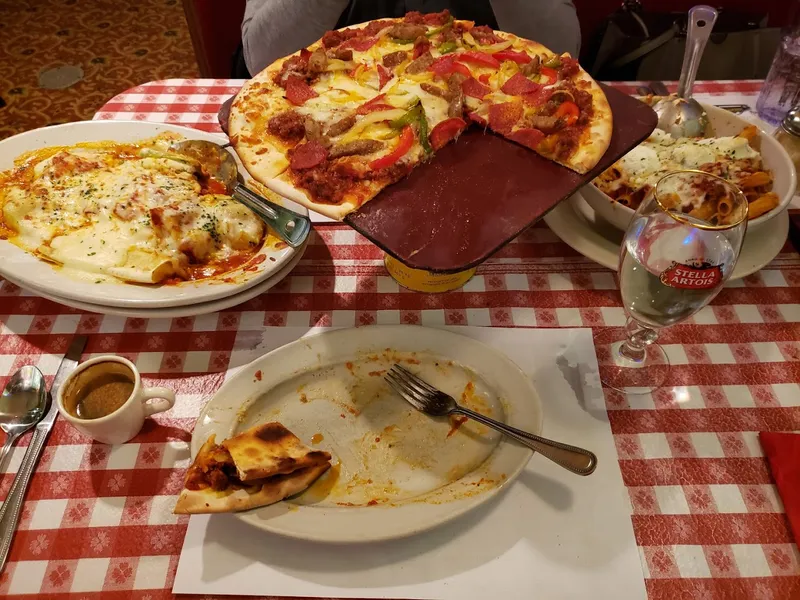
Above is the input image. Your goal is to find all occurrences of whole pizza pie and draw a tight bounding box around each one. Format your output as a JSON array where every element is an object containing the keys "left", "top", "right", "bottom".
[{"left": 229, "top": 10, "right": 613, "bottom": 220}]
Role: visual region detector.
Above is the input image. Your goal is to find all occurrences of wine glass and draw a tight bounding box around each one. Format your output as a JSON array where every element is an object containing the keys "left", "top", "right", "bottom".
[{"left": 599, "top": 170, "right": 749, "bottom": 393}]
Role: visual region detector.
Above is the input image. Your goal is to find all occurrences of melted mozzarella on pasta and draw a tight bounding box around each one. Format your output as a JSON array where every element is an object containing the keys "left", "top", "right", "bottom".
[
  {"left": 0, "top": 135, "right": 265, "bottom": 284},
  {"left": 612, "top": 129, "right": 760, "bottom": 195}
]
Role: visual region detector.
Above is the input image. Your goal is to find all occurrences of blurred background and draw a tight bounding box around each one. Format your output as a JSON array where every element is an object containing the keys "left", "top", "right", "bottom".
[{"left": 0, "top": 0, "right": 795, "bottom": 139}]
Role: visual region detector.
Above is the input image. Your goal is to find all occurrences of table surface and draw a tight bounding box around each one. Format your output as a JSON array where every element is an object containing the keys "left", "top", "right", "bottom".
[{"left": 1, "top": 79, "right": 799, "bottom": 600}]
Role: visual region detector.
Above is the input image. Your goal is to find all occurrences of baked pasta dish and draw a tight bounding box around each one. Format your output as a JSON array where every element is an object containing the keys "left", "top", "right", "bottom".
[
  {"left": 0, "top": 133, "right": 266, "bottom": 284},
  {"left": 594, "top": 125, "right": 779, "bottom": 220}
]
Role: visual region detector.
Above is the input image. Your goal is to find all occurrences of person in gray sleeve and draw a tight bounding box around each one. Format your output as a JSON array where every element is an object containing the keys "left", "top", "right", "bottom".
[{"left": 239, "top": 0, "right": 580, "bottom": 76}]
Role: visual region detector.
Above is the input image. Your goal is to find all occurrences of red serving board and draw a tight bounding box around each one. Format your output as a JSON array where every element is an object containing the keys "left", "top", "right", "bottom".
[
  {"left": 345, "top": 84, "right": 656, "bottom": 272},
  {"left": 219, "top": 84, "right": 656, "bottom": 272}
]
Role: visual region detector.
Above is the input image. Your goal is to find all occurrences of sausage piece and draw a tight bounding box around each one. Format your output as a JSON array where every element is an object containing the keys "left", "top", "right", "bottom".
[
  {"left": 328, "top": 139, "right": 385, "bottom": 159},
  {"left": 405, "top": 50, "right": 434, "bottom": 74},
  {"left": 521, "top": 55, "right": 541, "bottom": 77},
  {"left": 328, "top": 47, "right": 353, "bottom": 61},
  {"left": 420, "top": 82, "right": 449, "bottom": 98},
  {"left": 388, "top": 23, "right": 427, "bottom": 40},
  {"left": 446, "top": 73, "right": 467, "bottom": 117},
  {"left": 382, "top": 51, "right": 408, "bottom": 68},
  {"left": 308, "top": 48, "right": 328, "bottom": 74},
  {"left": 304, "top": 118, "right": 330, "bottom": 147},
  {"left": 267, "top": 110, "right": 306, "bottom": 142},
  {"left": 527, "top": 115, "right": 562, "bottom": 134},
  {"left": 325, "top": 114, "right": 357, "bottom": 138}
]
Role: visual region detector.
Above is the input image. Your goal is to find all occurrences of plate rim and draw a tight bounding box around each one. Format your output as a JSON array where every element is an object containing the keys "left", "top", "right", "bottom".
[
  {"left": 191, "top": 325, "right": 542, "bottom": 543},
  {"left": 544, "top": 192, "right": 789, "bottom": 280},
  {"left": 0, "top": 120, "right": 307, "bottom": 308},
  {"left": 0, "top": 240, "right": 307, "bottom": 318}
]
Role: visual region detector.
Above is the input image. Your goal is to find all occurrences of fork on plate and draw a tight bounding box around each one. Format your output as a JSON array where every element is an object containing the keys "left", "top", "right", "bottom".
[{"left": 385, "top": 364, "right": 597, "bottom": 476}]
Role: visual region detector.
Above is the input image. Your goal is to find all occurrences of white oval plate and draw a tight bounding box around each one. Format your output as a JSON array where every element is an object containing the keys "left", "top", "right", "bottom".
[
  {"left": 1, "top": 241, "right": 306, "bottom": 318},
  {"left": 0, "top": 121, "right": 307, "bottom": 308},
  {"left": 582, "top": 102, "right": 798, "bottom": 232},
  {"left": 545, "top": 192, "right": 789, "bottom": 280},
  {"left": 192, "top": 325, "right": 541, "bottom": 543}
]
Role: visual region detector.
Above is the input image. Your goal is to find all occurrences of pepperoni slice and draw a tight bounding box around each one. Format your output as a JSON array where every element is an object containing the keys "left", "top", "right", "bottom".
[
  {"left": 377, "top": 64, "right": 392, "bottom": 89},
  {"left": 285, "top": 77, "right": 318, "bottom": 106},
  {"left": 467, "top": 111, "right": 488, "bottom": 127},
  {"left": 289, "top": 141, "right": 328, "bottom": 170},
  {"left": 522, "top": 87, "right": 553, "bottom": 107},
  {"left": 462, "top": 77, "right": 490, "bottom": 99},
  {"left": 342, "top": 36, "right": 378, "bottom": 52},
  {"left": 508, "top": 128, "right": 545, "bottom": 151},
  {"left": 429, "top": 117, "right": 468, "bottom": 150},
  {"left": 500, "top": 73, "right": 542, "bottom": 96},
  {"left": 430, "top": 55, "right": 471, "bottom": 78},
  {"left": 488, "top": 101, "right": 523, "bottom": 134}
]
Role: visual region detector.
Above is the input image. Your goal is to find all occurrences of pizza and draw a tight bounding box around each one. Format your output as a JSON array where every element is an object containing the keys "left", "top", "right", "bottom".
[
  {"left": 229, "top": 10, "right": 613, "bottom": 220},
  {"left": 174, "top": 422, "right": 331, "bottom": 514}
]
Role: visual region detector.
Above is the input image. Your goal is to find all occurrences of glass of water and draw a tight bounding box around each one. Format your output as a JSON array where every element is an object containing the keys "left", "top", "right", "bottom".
[{"left": 600, "top": 170, "right": 749, "bottom": 393}]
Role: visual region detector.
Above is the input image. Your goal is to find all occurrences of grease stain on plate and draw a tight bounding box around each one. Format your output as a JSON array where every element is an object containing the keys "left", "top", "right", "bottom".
[{"left": 235, "top": 350, "right": 504, "bottom": 508}]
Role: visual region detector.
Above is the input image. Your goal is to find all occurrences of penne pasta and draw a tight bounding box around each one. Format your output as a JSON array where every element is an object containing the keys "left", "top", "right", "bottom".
[
  {"left": 748, "top": 192, "right": 780, "bottom": 219},
  {"left": 739, "top": 171, "right": 772, "bottom": 188},
  {"left": 689, "top": 201, "right": 716, "bottom": 222}
]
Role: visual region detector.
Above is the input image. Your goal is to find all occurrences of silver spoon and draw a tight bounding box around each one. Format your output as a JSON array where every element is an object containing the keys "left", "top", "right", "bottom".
[
  {"left": 170, "top": 140, "right": 311, "bottom": 248},
  {"left": 0, "top": 367, "right": 46, "bottom": 473},
  {"left": 652, "top": 6, "right": 718, "bottom": 137}
]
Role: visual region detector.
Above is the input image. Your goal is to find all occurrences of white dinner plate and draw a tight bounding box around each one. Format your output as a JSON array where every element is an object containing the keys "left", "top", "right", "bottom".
[
  {"left": 0, "top": 121, "right": 308, "bottom": 308},
  {"left": 544, "top": 192, "right": 789, "bottom": 280},
  {"left": 2, "top": 241, "right": 306, "bottom": 318},
  {"left": 192, "top": 325, "right": 542, "bottom": 543}
]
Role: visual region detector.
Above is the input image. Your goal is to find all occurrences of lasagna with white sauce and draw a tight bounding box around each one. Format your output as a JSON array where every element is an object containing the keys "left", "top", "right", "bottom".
[
  {"left": 594, "top": 125, "right": 779, "bottom": 220},
  {"left": 0, "top": 133, "right": 267, "bottom": 284}
]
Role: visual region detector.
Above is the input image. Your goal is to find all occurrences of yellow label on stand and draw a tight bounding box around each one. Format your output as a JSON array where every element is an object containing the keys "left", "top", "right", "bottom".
[{"left": 384, "top": 254, "right": 476, "bottom": 293}]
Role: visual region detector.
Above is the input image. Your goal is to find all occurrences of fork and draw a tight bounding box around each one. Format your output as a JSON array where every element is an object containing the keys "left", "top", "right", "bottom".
[{"left": 386, "top": 365, "right": 597, "bottom": 476}]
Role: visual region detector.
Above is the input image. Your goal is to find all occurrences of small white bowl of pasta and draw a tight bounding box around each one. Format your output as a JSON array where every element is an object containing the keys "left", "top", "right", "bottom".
[{"left": 583, "top": 102, "right": 798, "bottom": 232}]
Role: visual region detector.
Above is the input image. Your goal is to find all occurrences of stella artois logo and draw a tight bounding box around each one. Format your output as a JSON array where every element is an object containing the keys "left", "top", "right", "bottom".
[{"left": 660, "top": 259, "right": 723, "bottom": 290}]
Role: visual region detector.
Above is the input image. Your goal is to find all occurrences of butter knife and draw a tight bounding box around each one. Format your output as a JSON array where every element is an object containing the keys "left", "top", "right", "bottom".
[{"left": 0, "top": 335, "right": 86, "bottom": 572}]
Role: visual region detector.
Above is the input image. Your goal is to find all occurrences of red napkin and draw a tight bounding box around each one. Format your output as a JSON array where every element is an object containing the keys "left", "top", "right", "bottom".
[{"left": 760, "top": 432, "right": 800, "bottom": 544}]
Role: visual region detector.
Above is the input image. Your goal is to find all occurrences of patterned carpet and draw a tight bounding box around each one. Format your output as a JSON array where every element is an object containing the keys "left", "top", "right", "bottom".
[{"left": 0, "top": 0, "right": 199, "bottom": 139}]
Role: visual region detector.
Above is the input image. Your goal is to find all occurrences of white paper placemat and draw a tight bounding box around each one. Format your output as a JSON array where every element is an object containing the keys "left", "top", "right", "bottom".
[{"left": 173, "top": 326, "right": 645, "bottom": 599}]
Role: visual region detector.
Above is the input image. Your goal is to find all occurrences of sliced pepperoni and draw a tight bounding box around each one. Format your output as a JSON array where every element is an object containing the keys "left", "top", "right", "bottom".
[
  {"left": 429, "top": 117, "right": 467, "bottom": 150},
  {"left": 467, "top": 112, "right": 488, "bottom": 127},
  {"left": 522, "top": 87, "right": 553, "bottom": 107},
  {"left": 377, "top": 64, "right": 392, "bottom": 89},
  {"left": 285, "top": 77, "right": 318, "bottom": 106},
  {"left": 342, "top": 36, "right": 378, "bottom": 52},
  {"left": 462, "top": 77, "right": 490, "bottom": 99},
  {"left": 508, "top": 128, "right": 545, "bottom": 151},
  {"left": 500, "top": 73, "right": 542, "bottom": 96},
  {"left": 488, "top": 101, "right": 523, "bottom": 134},
  {"left": 289, "top": 140, "right": 328, "bottom": 170}
]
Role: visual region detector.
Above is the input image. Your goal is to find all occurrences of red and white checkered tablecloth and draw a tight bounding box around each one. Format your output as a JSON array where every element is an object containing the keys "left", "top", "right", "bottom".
[{"left": 0, "top": 79, "right": 799, "bottom": 599}]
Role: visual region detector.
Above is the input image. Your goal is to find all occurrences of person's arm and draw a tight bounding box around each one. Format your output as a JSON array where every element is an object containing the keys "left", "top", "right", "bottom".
[
  {"left": 242, "top": 0, "right": 350, "bottom": 75},
  {"left": 489, "top": 0, "right": 580, "bottom": 57}
]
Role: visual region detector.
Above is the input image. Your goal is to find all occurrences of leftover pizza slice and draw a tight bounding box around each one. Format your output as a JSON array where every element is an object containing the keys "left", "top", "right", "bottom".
[{"left": 174, "top": 423, "right": 331, "bottom": 514}]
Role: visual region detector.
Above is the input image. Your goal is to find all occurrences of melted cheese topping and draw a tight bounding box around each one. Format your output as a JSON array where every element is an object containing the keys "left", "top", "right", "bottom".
[
  {"left": 0, "top": 134, "right": 265, "bottom": 284},
  {"left": 600, "top": 129, "right": 761, "bottom": 198}
]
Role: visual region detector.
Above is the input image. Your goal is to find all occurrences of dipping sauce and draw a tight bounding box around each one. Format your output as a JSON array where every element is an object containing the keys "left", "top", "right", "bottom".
[{"left": 63, "top": 361, "right": 135, "bottom": 420}]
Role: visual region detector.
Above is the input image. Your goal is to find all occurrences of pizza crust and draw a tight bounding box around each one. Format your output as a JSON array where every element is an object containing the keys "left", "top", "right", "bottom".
[
  {"left": 173, "top": 463, "right": 330, "bottom": 514},
  {"left": 222, "top": 422, "right": 331, "bottom": 481}
]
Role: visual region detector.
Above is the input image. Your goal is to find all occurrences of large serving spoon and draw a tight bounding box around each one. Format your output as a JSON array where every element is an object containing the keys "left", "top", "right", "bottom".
[
  {"left": 171, "top": 140, "right": 311, "bottom": 248},
  {"left": 652, "top": 6, "right": 718, "bottom": 137},
  {"left": 0, "top": 367, "right": 46, "bottom": 473}
]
